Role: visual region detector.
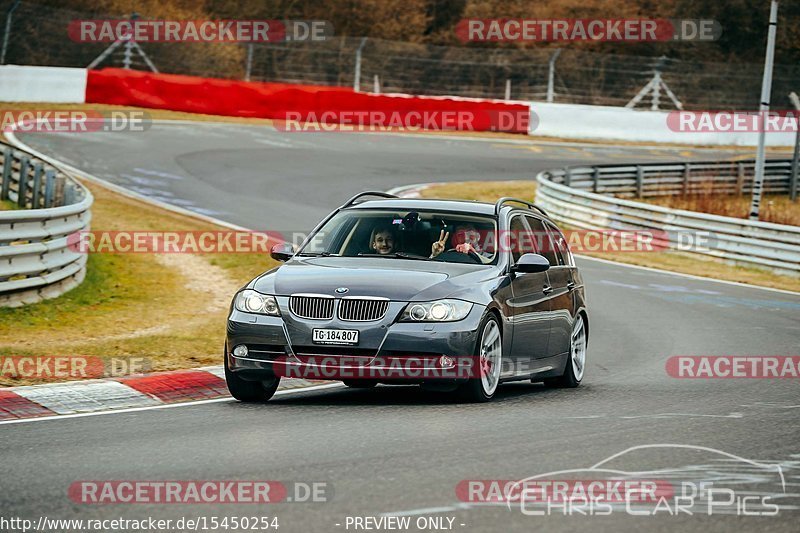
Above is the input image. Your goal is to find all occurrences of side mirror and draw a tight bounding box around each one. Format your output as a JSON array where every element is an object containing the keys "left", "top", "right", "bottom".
[
  {"left": 270, "top": 242, "right": 295, "bottom": 262},
  {"left": 513, "top": 253, "right": 550, "bottom": 273}
]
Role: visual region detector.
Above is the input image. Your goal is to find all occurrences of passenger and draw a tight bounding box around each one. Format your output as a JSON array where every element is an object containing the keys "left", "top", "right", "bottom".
[{"left": 369, "top": 224, "right": 397, "bottom": 255}]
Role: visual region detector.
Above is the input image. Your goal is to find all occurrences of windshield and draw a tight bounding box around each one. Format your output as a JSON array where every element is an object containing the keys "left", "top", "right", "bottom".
[{"left": 297, "top": 209, "right": 498, "bottom": 265}]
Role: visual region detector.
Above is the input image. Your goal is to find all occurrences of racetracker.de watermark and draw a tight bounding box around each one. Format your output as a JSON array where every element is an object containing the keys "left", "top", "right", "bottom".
[
  {"left": 273, "top": 355, "right": 494, "bottom": 380},
  {"left": 1, "top": 110, "right": 150, "bottom": 133},
  {"left": 67, "top": 231, "right": 280, "bottom": 254},
  {"left": 68, "top": 481, "right": 331, "bottom": 504},
  {"left": 457, "top": 479, "right": 674, "bottom": 504},
  {"left": 274, "top": 110, "right": 532, "bottom": 133},
  {"left": 0, "top": 356, "right": 151, "bottom": 380},
  {"left": 666, "top": 356, "right": 800, "bottom": 378},
  {"left": 68, "top": 20, "right": 333, "bottom": 43},
  {"left": 455, "top": 19, "right": 721, "bottom": 43},
  {"left": 667, "top": 110, "right": 800, "bottom": 133}
]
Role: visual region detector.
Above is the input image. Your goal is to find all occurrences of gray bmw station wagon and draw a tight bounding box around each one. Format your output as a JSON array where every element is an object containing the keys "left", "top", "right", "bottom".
[{"left": 225, "top": 192, "right": 588, "bottom": 402}]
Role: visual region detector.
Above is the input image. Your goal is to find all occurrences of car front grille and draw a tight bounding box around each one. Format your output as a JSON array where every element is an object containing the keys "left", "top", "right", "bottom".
[
  {"left": 289, "top": 295, "right": 390, "bottom": 321},
  {"left": 338, "top": 298, "right": 389, "bottom": 321},
  {"left": 289, "top": 295, "right": 335, "bottom": 320}
]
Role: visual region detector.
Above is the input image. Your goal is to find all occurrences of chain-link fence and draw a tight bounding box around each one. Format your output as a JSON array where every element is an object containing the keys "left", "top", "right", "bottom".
[
  {"left": 247, "top": 38, "right": 800, "bottom": 110},
  {"left": 2, "top": 0, "right": 800, "bottom": 110}
]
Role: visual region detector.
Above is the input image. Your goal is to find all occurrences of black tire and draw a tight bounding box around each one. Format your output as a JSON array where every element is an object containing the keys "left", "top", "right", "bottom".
[
  {"left": 456, "top": 313, "right": 502, "bottom": 403},
  {"left": 224, "top": 347, "right": 280, "bottom": 402},
  {"left": 342, "top": 380, "right": 378, "bottom": 389},
  {"left": 542, "top": 315, "right": 586, "bottom": 389},
  {"left": 542, "top": 367, "right": 579, "bottom": 388}
]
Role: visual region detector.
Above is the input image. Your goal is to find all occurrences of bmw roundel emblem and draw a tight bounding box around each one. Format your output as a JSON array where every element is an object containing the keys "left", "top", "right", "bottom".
[{"left": 335, "top": 287, "right": 349, "bottom": 294}]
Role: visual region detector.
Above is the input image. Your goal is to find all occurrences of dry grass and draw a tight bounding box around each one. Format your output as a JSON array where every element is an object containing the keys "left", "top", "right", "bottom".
[
  {"left": 420, "top": 181, "right": 800, "bottom": 293},
  {"left": 420, "top": 180, "right": 537, "bottom": 203},
  {"left": 0, "top": 199, "right": 18, "bottom": 210},
  {"left": 0, "top": 180, "right": 278, "bottom": 386},
  {"left": 641, "top": 192, "right": 800, "bottom": 227}
]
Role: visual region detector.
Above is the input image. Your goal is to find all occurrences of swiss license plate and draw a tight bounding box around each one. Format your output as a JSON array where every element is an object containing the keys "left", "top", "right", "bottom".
[{"left": 312, "top": 328, "right": 359, "bottom": 346}]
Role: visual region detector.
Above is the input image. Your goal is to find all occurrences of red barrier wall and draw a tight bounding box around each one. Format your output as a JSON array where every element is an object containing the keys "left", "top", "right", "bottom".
[{"left": 85, "top": 68, "right": 529, "bottom": 133}]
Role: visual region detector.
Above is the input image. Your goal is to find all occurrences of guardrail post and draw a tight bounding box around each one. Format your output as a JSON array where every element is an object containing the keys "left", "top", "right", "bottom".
[
  {"left": 43, "top": 168, "right": 56, "bottom": 208},
  {"left": 592, "top": 168, "right": 600, "bottom": 193},
  {"left": 635, "top": 165, "right": 644, "bottom": 198},
  {"left": 244, "top": 42, "right": 254, "bottom": 81},
  {"left": 791, "top": 128, "right": 799, "bottom": 201},
  {"left": 31, "top": 162, "right": 43, "bottom": 208},
  {"left": 353, "top": 37, "right": 367, "bottom": 92},
  {"left": 54, "top": 175, "right": 66, "bottom": 207},
  {"left": 737, "top": 162, "right": 746, "bottom": 195},
  {"left": 1, "top": 147, "right": 11, "bottom": 200},
  {"left": 546, "top": 49, "right": 561, "bottom": 103},
  {"left": 789, "top": 91, "right": 800, "bottom": 200},
  {"left": 682, "top": 163, "right": 691, "bottom": 195},
  {"left": 17, "top": 155, "right": 29, "bottom": 207},
  {"left": 564, "top": 167, "right": 572, "bottom": 187}
]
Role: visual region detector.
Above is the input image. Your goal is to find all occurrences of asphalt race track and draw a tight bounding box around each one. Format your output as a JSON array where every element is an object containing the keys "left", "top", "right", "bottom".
[
  {"left": 10, "top": 122, "right": 759, "bottom": 229},
  {"left": 2, "top": 123, "right": 799, "bottom": 532}
]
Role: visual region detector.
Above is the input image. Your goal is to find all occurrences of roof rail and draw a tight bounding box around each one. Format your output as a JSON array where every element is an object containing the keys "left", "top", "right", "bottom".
[
  {"left": 495, "top": 197, "right": 548, "bottom": 217},
  {"left": 340, "top": 191, "right": 399, "bottom": 208}
]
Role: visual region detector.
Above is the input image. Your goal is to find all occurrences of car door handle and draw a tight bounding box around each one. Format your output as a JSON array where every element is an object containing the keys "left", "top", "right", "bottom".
[
  {"left": 542, "top": 285, "right": 553, "bottom": 295},
  {"left": 567, "top": 281, "right": 576, "bottom": 291}
]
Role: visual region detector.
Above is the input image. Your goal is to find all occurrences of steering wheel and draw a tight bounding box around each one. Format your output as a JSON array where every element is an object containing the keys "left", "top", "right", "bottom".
[{"left": 435, "top": 248, "right": 482, "bottom": 264}]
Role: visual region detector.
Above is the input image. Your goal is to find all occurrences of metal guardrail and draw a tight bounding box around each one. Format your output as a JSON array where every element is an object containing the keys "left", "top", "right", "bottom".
[
  {"left": 536, "top": 158, "right": 800, "bottom": 274},
  {"left": 553, "top": 159, "right": 797, "bottom": 198},
  {"left": 0, "top": 141, "right": 93, "bottom": 307}
]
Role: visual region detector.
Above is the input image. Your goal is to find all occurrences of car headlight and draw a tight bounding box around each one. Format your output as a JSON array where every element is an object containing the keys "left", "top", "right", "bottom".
[
  {"left": 234, "top": 289, "right": 280, "bottom": 316},
  {"left": 400, "top": 299, "right": 473, "bottom": 322}
]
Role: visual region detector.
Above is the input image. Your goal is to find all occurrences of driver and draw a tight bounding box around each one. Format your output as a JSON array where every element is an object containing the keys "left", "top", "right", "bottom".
[{"left": 430, "top": 224, "right": 493, "bottom": 263}]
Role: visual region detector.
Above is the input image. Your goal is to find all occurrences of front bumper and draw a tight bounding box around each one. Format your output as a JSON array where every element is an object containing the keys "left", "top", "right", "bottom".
[{"left": 226, "top": 299, "right": 484, "bottom": 382}]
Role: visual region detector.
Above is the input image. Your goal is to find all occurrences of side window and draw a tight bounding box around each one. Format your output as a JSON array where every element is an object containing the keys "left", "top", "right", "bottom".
[
  {"left": 508, "top": 215, "right": 527, "bottom": 263},
  {"left": 524, "top": 216, "right": 558, "bottom": 266},
  {"left": 546, "top": 222, "right": 573, "bottom": 267}
]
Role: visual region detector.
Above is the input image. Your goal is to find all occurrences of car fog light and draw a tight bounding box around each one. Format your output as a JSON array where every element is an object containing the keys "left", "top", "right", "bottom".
[
  {"left": 233, "top": 345, "right": 249, "bottom": 357},
  {"left": 439, "top": 355, "right": 455, "bottom": 368}
]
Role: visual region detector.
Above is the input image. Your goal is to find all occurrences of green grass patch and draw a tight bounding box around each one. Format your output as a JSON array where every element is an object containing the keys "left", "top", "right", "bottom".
[
  {"left": 0, "top": 199, "right": 20, "bottom": 211},
  {"left": 0, "top": 180, "right": 278, "bottom": 386}
]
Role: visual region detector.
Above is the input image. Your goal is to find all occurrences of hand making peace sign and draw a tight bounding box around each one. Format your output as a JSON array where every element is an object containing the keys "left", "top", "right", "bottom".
[{"left": 430, "top": 229, "right": 450, "bottom": 258}]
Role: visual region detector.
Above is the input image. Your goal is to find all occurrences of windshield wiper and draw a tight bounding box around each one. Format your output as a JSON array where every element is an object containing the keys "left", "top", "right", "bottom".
[
  {"left": 296, "top": 252, "right": 339, "bottom": 257},
  {"left": 357, "top": 252, "right": 430, "bottom": 261},
  {"left": 394, "top": 252, "right": 431, "bottom": 261}
]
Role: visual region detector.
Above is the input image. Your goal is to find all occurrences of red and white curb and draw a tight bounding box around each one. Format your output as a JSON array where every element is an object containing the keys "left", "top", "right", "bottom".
[
  {"left": 0, "top": 366, "right": 323, "bottom": 421},
  {"left": 386, "top": 183, "right": 426, "bottom": 198}
]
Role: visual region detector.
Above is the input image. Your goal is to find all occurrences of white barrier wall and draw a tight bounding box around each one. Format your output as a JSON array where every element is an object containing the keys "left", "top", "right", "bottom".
[
  {"left": 0, "top": 65, "right": 87, "bottom": 103},
  {"left": 529, "top": 101, "right": 795, "bottom": 147}
]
